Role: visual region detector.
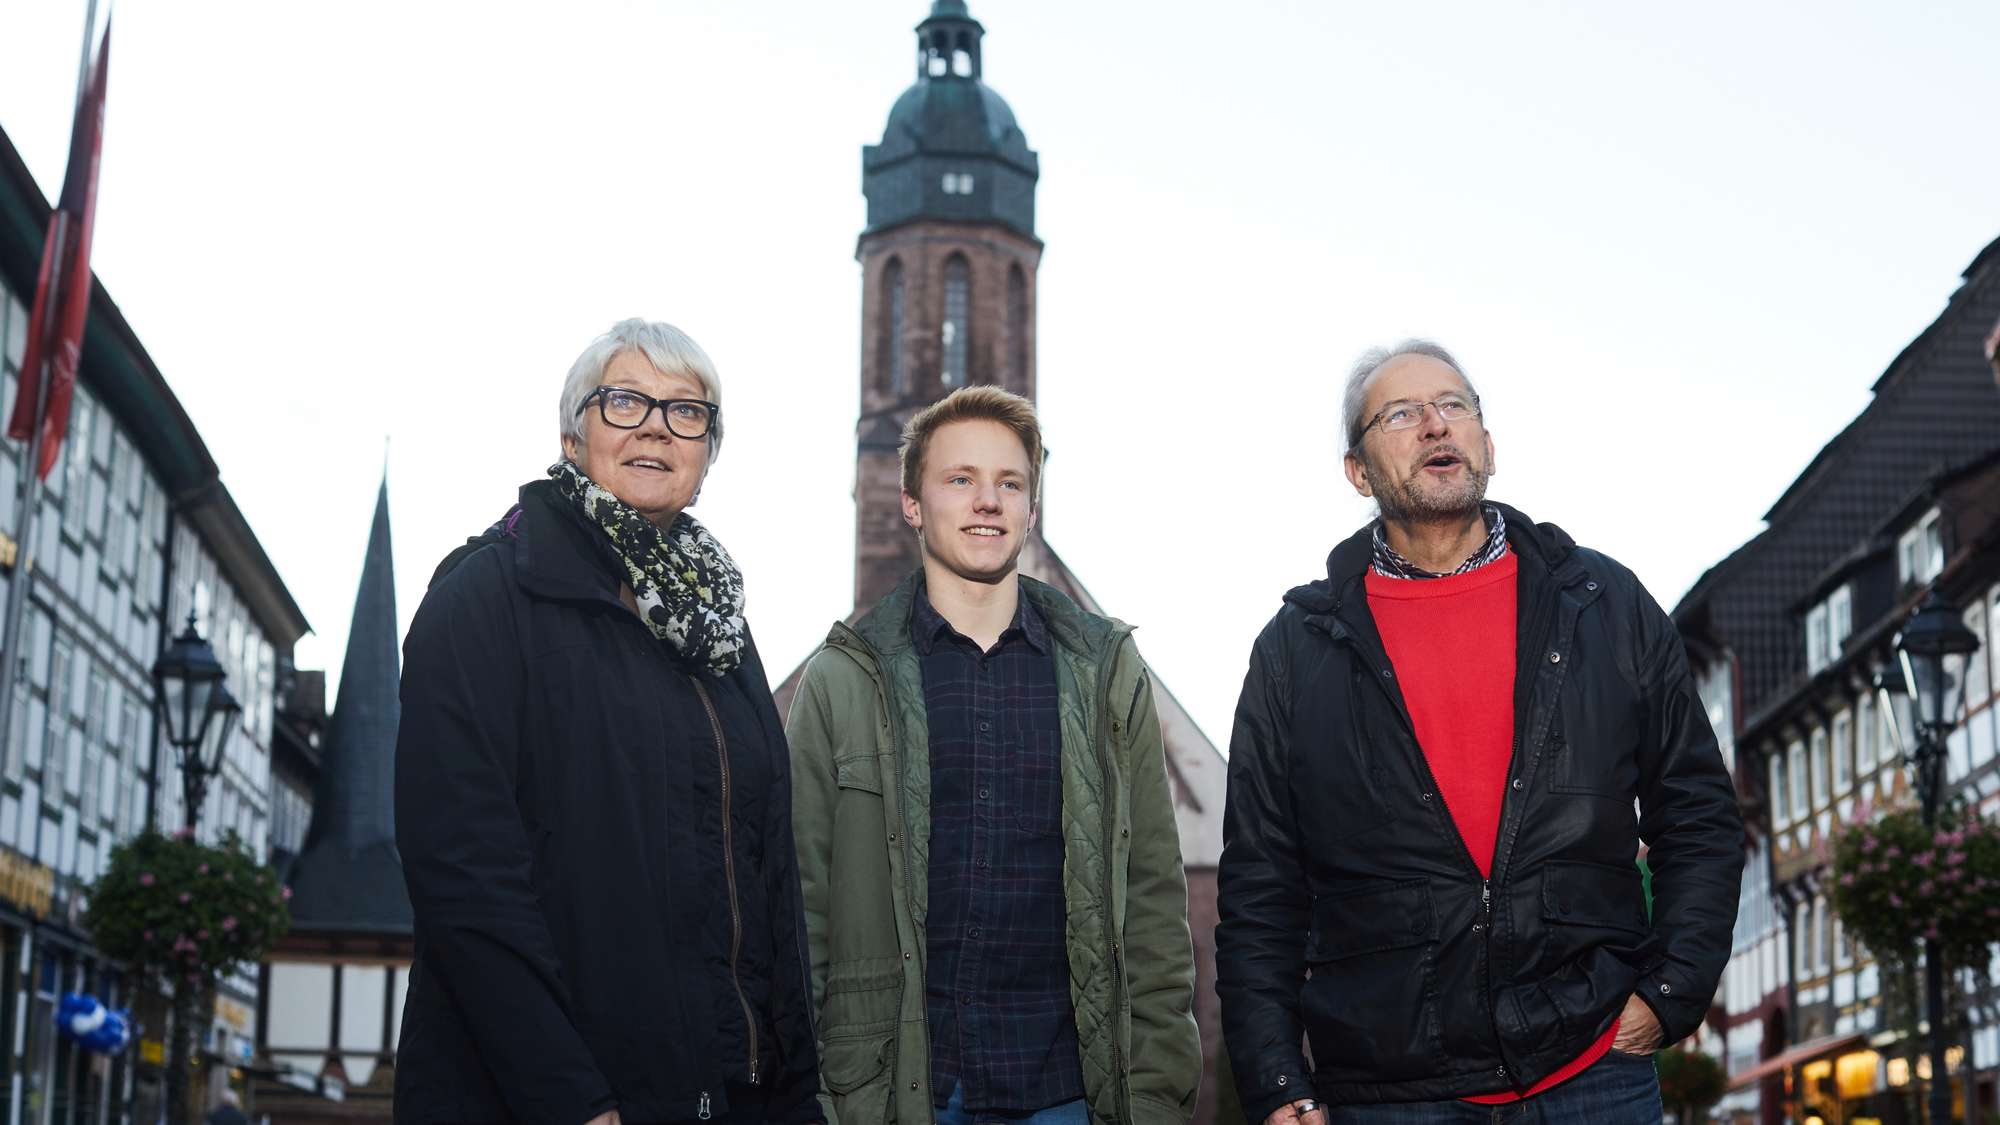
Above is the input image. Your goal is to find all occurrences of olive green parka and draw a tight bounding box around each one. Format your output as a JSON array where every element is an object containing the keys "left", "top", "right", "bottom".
[{"left": 785, "top": 573, "right": 1201, "bottom": 1125}]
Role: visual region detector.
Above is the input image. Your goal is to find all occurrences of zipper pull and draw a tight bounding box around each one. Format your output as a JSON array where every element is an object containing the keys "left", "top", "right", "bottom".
[
  {"left": 750, "top": 1058, "right": 762, "bottom": 1086},
  {"left": 1482, "top": 880, "right": 1492, "bottom": 914},
  {"left": 698, "top": 1092, "right": 712, "bottom": 1120}
]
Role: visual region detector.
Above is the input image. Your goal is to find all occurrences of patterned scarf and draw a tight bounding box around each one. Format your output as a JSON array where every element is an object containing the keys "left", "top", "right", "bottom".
[
  {"left": 547, "top": 460, "right": 748, "bottom": 677},
  {"left": 1371, "top": 503, "right": 1509, "bottom": 579}
]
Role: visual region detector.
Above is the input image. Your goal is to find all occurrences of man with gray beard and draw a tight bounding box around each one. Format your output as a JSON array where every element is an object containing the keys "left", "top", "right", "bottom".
[{"left": 1216, "top": 342, "right": 1742, "bottom": 1122}]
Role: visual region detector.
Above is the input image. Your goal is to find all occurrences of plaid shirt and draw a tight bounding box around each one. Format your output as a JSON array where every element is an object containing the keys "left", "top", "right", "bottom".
[
  {"left": 912, "top": 590, "right": 1085, "bottom": 1117},
  {"left": 1371, "top": 503, "right": 1510, "bottom": 579}
]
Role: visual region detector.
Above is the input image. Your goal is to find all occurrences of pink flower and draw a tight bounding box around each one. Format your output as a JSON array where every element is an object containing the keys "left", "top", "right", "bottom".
[
  {"left": 1890, "top": 893, "right": 1905, "bottom": 908},
  {"left": 1841, "top": 873, "right": 1856, "bottom": 887},
  {"left": 221, "top": 917, "right": 237, "bottom": 932},
  {"left": 173, "top": 826, "right": 194, "bottom": 840},
  {"left": 1886, "top": 846, "right": 1904, "bottom": 858},
  {"left": 281, "top": 886, "right": 293, "bottom": 901},
  {"left": 195, "top": 930, "right": 208, "bottom": 941},
  {"left": 1919, "top": 881, "right": 1935, "bottom": 897},
  {"left": 1926, "top": 925, "right": 1941, "bottom": 940},
  {"left": 1947, "top": 851, "right": 1968, "bottom": 867},
  {"left": 1914, "top": 851, "right": 1934, "bottom": 869},
  {"left": 139, "top": 873, "right": 154, "bottom": 887},
  {"left": 177, "top": 892, "right": 191, "bottom": 905}
]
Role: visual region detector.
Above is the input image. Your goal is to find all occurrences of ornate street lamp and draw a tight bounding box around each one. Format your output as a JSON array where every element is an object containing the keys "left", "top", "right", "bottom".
[
  {"left": 151, "top": 612, "right": 241, "bottom": 831},
  {"left": 1883, "top": 589, "right": 1983, "bottom": 1125}
]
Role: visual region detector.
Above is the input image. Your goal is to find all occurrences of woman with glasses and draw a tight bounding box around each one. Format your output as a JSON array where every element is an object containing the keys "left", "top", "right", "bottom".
[{"left": 394, "top": 319, "right": 821, "bottom": 1125}]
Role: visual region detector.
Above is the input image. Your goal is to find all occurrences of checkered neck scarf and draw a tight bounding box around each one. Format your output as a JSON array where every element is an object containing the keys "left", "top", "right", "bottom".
[{"left": 1370, "top": 504, "right": 1509, "bottom": 580}]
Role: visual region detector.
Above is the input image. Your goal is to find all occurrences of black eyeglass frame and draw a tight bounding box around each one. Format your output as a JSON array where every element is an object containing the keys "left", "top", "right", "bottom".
[
  {"left": 577, "top": 386, "right": 722, "bottom": 439},
  {"left": 1360, "top": 392, "right": 1482, "bottom": 438}
]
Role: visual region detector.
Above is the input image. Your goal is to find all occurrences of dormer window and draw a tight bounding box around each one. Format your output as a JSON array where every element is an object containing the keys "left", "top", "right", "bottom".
[
  {"left": 1898, "top": 507, "right": 1944, "bottom": 585},
  {"left": 1805, "top": 583, "right": 1852, "bottom": 674}
]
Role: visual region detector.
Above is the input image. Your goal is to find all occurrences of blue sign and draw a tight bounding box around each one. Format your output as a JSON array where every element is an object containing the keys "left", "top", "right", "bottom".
[{"left": 56, "top": 993, "right": 131, "bottom": 1055}]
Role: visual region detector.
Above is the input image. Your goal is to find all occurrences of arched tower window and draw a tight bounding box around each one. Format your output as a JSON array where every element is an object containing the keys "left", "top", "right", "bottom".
[
  {"left": 881, "top": 258, "right": 907, "bottom": 396},
  {"left": 941, "top": 255, "right": 970, "bottom": 389},
  {"left": 1007, "top": 264, "right": 1028, "bottom": 390}
]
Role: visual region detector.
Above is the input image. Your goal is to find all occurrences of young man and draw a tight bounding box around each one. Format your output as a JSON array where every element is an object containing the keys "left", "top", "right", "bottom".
[
  {"left": 787, "top": 386, "right": 1201, "bottom": 1125},
  {"left": 1216, "top": 342, "right": 1743, "bottom": 1123}
]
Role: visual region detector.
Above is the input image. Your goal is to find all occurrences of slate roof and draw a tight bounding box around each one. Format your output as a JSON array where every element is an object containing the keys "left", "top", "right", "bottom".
[
  {"left": 1674, "top": 235, "right": 2000, "bottom": 720},
  {"left": 284, "top": 475, "right": 411, "bottom": 935}
]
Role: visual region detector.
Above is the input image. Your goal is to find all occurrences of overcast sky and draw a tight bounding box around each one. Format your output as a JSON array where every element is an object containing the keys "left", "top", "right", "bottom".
[{"left": 2, "top": 0, "right": 1997, "bottom": 746}]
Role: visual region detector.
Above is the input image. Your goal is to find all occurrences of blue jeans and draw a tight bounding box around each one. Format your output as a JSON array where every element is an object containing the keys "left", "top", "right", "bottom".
[
  {"left": 934, "top": 1082, "right": 1089, "bottom": 1125},
  {"left": 1326, "top": 1049, "right": 1664, "bottom": 1123}
]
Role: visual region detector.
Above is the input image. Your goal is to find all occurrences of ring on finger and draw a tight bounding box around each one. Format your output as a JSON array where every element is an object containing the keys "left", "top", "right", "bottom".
[{"left": 1294, "top": 1100, "right": 1321, "bottom": 1114}]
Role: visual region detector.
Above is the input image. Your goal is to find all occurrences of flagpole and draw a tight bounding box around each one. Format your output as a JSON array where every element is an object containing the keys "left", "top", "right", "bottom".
[{"left": 0, "top": 0, "right": 101, "bottom": 775}]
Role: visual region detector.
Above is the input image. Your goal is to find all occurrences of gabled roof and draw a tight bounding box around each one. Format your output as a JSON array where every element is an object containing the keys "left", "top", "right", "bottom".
[
  {"left": 1671, "top": 234, "right": 2000, "bottom": 718},
  {"left": 0, "top": 124, "right": 308, "bottom": 646}
]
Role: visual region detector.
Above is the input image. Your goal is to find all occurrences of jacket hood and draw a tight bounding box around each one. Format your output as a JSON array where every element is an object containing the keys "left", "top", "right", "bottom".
[{"left": 1283, "top": 500, "right": 1580, "bottom": 616}]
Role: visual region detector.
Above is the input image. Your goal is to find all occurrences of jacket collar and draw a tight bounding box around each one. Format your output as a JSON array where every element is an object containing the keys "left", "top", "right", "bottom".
[
  {"left": 845, "top": 568, "right": 1122, "bottom": 664},
  {"left": 508, "top": 479, "right": 629, "bottom": 610},
  {"left": 1285, "top": 500, "right": 1585, "bottom": 622}
]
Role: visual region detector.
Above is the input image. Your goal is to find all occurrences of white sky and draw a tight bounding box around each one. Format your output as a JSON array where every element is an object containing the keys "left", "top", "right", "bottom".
[{"left": 2, "top": 1, "right": 1998, "bottom": 746}]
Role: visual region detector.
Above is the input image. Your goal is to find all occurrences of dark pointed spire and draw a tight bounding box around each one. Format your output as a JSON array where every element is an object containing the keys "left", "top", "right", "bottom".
[{"left": 285, "top": 473, "right": 411, "bottom": 934}]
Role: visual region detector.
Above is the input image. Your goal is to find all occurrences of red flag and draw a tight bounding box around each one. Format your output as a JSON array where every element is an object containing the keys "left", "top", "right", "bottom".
[{"left": 8, "top": 22, "right": 111, "bottom": 480}]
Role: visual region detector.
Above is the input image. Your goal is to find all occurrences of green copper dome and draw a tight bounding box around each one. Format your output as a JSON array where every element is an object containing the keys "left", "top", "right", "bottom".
[{"left": 862, "top": 1, "right": 1038, "bottom": 239}]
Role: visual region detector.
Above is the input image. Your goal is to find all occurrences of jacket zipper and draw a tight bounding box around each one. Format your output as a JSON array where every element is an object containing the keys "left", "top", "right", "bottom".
[{"left": 691, "top": 676, "right": 761, "bottom": 1087}]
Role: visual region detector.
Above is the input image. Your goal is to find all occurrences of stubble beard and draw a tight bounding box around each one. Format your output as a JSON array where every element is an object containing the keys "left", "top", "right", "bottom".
[{"left": 1363, "top": 451, "right": 1491, "bottom": 525}]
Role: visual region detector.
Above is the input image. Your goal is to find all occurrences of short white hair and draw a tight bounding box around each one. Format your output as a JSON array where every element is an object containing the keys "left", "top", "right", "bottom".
[{"left": 559, "top": 319, "right": 725, "bottom": 459}]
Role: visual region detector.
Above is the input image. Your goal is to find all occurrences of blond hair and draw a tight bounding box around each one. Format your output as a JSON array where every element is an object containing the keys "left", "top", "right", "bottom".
[{"left": 898, "top": 386, "right": 1044, "bottom": 506}]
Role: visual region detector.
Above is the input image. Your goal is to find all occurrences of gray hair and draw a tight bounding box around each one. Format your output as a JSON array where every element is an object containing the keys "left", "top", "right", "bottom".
[
  {"left": 559, "top": 318, "right": 726, "bottom": 459},
  {"left": 1342, "top": 339, "right": 1479, "bottom": 454}
]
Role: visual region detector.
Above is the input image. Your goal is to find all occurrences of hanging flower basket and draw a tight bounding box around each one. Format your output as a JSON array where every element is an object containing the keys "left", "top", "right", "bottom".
[
  {"left": 1829, "top": 803, "right": 2000, "bottom": 976},
  {"left": 84, "top": 829, "right": 290, "bottom": 983}
]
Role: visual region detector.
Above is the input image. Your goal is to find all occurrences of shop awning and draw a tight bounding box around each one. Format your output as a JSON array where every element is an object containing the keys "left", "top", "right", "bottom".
[{"left": 1728, "top": 1033, "right": 1869, "bottom": 1089}]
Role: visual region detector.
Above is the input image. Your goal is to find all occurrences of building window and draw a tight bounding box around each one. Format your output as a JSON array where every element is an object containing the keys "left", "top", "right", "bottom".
[
  {"left": 1814, "top": 897, "right": 1830, "bottom": 975},
  {"left": 1806, "top": 604, "right": 1829, "bottom": 674},
  {"left": 1856, "top": 694, "right": 1877, "bottom": 776},
  {"left": 1832, "top": 709, "right": 1852, "bottom": 795},
  {"left": 880, "top": 258, "right": 907, "bottom": 396},
  {"left": 1965, "top": 600, "right": 1990, "bottom": 708},
  {"left": 1828, "top": 585, "right": 1852, "bottom": 652},
  {"left": 940, "top": 172, "right": 975, "bottom": 195},
  {"left": 941, "top": 255, "right": 970, "bottom": 389},
  {"left": 1007, "top": 264, "right": 1028, "bottom": 391},
  {"left": 1809, "top": 727, "right": 1829, "bottom": 809},
  {"left": 1796, "top": 901, "right": 1812, "bottom": 981},
  {"left": 1769, "top": 751, "right": 1789, "bottom": 829},
  {"left": 1898, "top": 508, "right": 1944, "bottom": 585},
  {"left": 1789, "top": 741, "right": 1807, "bottom": 820}
]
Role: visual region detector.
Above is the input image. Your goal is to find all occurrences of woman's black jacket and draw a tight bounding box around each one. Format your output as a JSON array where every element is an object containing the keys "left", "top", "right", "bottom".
[
  {"left": 393, "top": 481, "right": 819, "bottom": 1125},
  {"left": 1215, "top": 503, "right": 1743, "bottom": 1118}
]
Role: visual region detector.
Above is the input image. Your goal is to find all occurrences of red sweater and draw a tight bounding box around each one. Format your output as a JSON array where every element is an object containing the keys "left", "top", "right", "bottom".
[{"left": 1366, "top": 553, "right": 1615, "bottom": 1102}]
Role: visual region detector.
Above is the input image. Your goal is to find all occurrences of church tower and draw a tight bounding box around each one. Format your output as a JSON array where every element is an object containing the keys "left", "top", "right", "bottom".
[{"left": 852, "top": 0, "right": 1042, "bottom": 608}]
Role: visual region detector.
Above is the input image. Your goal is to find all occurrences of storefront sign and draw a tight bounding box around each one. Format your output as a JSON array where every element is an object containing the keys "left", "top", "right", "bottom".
[
  {"left": 215, "top": 998, "right": 252, "bottom": 1033},
  {"left": 138, "top": 1039, "right": 165, "bottom": 1066},
  {"left": 0, "top": 848, "right": 54, "bottom": 919}
]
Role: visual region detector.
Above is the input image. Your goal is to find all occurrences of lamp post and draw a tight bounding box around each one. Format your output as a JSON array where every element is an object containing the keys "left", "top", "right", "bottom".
[
  {"left": 1877, "top": 589, "right": 1983, "bottom": 1124},
  {"left": 150, "top": 612, "right": 240, "bottom": 831}
]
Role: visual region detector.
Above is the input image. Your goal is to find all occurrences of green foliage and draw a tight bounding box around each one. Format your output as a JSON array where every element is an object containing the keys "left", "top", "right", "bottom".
[
  {"left": 1830, "top": 803, "right": 2000, "bottom": 979},
  {"left": 83, "top": 829, "right": 290, "bottom": 985},
  {"left": 1655, "top": 1046, "right": 1725, "bottom": 1121}
]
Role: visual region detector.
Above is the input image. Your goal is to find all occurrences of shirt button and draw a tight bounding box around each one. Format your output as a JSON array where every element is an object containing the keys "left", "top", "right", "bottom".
[
  {"left": 969, "top": 928, "right": 982, "bottom": 939},
  {"left": 977, "top": 787, "right": 990, "bottom": 800},
  {"left": 1276, "top": 1077, "right": 1288, "bottom": 1087},
  {"left": 979, "top": 720, "right": 990, "bottom": 733},
  {"left": 1511, "top": 778, "right": 1523, "bottom": 791},
  {"left": 1381, "top": 668, "right": 1394, "bottom": 679},
  {"left": 1420, "top": 792, "right": 1433, "bottom": 802},
  {"left": 1586, "top": 581, "right": 1599, "bottom": 592},
  {"left": 961, "top": 995, "right": 972, "bottom": 1005},
  {"left": 1660, "top": 982, "right": 1673, "bottom": 995},
  {"left": 1548, "top": 651, "right": 1562, "bottom": 664},
  {"left": 1471, "top": 922, "right": 1484, "bottom": 933},
  {"left": 903, "top": 952, "right": 913, "bottom": 960}
]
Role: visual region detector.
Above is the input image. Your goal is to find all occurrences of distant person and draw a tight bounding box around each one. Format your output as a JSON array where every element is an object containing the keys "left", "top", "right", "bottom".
[
  {"left": 394, "top": 319, "right": 821, "bottom": 1125},
  {"left": 203, "top": 1090, "right": 248, "bottom": 1125},
  {"left": 1216, "top": 341, "right": 1743, "bottom": 1122},
  {"left": 786, "top": 386, "right": 1202, "bottom": 1125}
]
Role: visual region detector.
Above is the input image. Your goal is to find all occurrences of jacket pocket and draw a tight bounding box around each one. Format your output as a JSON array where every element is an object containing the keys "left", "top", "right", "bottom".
[
  {"left": 1301, "top": 879, "right": 1445, "bottom": 1082},
  {"left": 821, "top": 1032, "right": 897, "bottom": 1124},
  {"left": 1537, "top": 861, "right": 1648, "bottom": 1042},
  {"left": 822, "top": 956, "right": 902, "bottom": 1038},
  {"left": 1544, "top": 729, "right": 1633, "bottom": 799}
]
